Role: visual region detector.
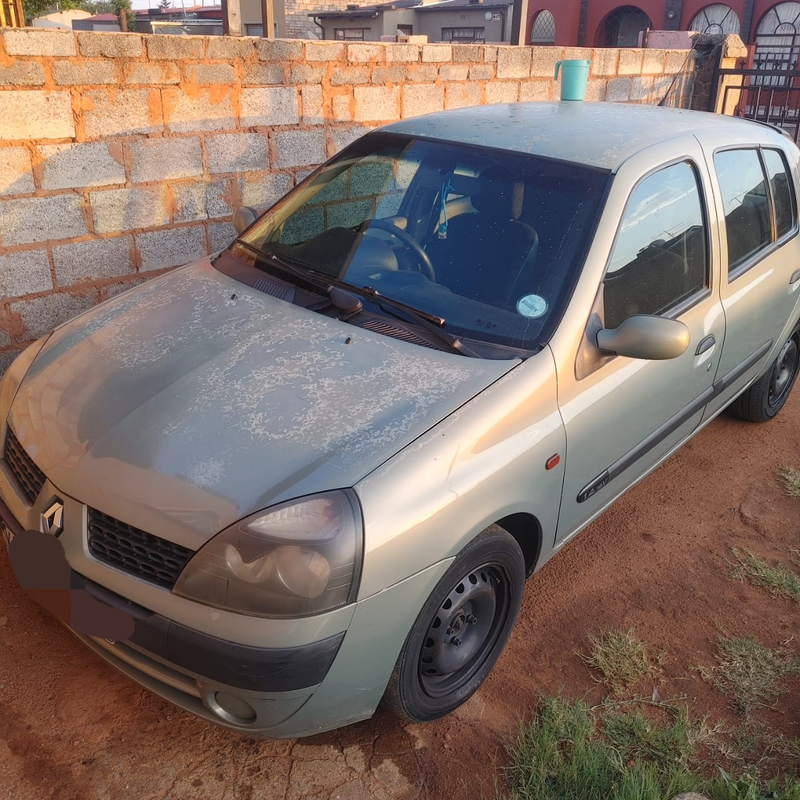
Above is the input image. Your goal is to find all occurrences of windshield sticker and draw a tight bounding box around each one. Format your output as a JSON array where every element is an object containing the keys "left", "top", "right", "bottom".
[{"left": 516, "top": 294, "right": 548, "bottom": 319}]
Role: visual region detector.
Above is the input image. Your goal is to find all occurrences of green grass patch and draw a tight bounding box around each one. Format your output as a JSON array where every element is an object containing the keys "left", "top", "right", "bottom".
[
  {"left": 502, "top": 696, "right": 698, "bottom": 800},
  {"left": 700, "top": 634, "right": 800, "bottom": 715},
  {"left": 581, "top": 630, "right": 659, "bottom": 694},
  {"left": 727, "top": 548, "right": 800, "bottom": 604},
  {"left": 707, "top": 771, "right": 800, "bottom": 800},
  {"left": 500, "top": 696, "right": 800, "bottom": 800},
  {"left": 777, "top": 465, "right": 800, "bottom": 497}
]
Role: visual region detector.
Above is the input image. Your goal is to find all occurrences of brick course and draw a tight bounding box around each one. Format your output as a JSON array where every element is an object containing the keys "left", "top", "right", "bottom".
[
  {"left": 52, "top": 237, "right": 134, "bottom": 286},
  {"left": 0, "top": 29, "right": 696, "bottom": 369},
  {"left": 40, "top": 142, "right": 126, "bottom": 191}
]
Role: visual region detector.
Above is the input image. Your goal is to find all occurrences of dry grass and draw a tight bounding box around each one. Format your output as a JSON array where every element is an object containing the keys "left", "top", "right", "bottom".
[
  {"left": 699, "top": 634, "right": 800, "bottom": 715},
  {"left": 581, "top": 629, "right": 659, "bottom": 694},
  {"left": 727, "top": 548, "right": 800, "bottom": 604},
  {"left": 777, "top": 465, "right": 800, "bottom": 497}
]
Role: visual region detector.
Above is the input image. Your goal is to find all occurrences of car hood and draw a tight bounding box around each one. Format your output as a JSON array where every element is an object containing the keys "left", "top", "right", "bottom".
[{"left": 9, "top": 258, "right": 516, "bottom": 550}]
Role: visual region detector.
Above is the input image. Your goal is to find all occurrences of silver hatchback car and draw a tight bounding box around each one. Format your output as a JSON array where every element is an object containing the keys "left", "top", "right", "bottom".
[{"left": 2, "top": 103, "right": 800, "bottom": 738}]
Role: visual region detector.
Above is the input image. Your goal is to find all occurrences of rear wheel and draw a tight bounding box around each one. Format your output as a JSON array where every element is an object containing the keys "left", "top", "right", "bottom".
[
  {"left": 731, "top": 326, "right": 800, "bottom": 423},
  {"left": 382, "top": 526, "right": 524, "bottom": 723}
]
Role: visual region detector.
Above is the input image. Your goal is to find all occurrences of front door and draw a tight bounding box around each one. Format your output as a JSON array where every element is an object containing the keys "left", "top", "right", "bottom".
[{"left": 551, "top": 139, "right": 725, "bottom": 545}]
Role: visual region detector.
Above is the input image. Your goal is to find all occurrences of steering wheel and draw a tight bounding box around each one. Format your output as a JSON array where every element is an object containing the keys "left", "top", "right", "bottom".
[{"left": 364, "top": 219, "right": 436, "bottom": 282}]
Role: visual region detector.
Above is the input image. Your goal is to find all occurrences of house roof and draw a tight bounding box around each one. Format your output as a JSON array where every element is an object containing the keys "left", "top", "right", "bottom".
[
  {"left": 414, "top": 0, "right": 512, "bottom": 11},
  {"left": 311, "top": 0, "right": 417, "bottom": 18},
  {"left": 310, "top": 0, "right": 509, "bottom": 19}
]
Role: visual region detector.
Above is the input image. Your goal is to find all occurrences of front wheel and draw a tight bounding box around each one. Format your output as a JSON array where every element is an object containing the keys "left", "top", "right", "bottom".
[
  {"left": 382, "top": 526, "right": 524, "bottom": 723},
  {"left": 731, "top": 325, "right": 800, "bottom": 423}
]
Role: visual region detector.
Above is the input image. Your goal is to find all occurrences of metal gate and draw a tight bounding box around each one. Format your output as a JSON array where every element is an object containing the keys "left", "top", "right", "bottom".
[
  {"left": 714, "top": 33, "right": 800, "bottom": 142},
  {"left": 0, "top": 0, "right": 24, "bottom": 27}
]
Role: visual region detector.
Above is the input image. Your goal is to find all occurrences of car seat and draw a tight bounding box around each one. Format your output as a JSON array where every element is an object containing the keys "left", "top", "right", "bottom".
[{"left": 424, "top": 165, "right": 539, "bottom": 309}]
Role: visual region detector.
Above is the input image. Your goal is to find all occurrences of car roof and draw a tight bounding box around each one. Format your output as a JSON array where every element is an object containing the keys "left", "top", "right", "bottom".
[{"left": 379, "top": 102, "right": 785, "bottom": 172}]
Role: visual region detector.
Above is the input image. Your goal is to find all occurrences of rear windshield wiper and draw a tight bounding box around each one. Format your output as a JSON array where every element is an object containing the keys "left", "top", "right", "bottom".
[{"left": 352, "top": 285, "right": 483, "bottom": 358}]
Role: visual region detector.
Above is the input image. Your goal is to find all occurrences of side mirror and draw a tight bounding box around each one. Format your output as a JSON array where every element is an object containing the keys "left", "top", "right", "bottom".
[
  {"left": 596, "top": 315, "right": 690, "bottom": 360},
  {"left": 233, "top": 206, "right": 258, "bottom": 235}
]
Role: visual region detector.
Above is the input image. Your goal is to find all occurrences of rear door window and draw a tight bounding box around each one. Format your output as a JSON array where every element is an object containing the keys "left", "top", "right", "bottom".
[
  {"left": 714, "top": 149, "right": 772, "bottom": 272},
  {"left": 763, "top": 148, "right": 797, "bottom": 240}
]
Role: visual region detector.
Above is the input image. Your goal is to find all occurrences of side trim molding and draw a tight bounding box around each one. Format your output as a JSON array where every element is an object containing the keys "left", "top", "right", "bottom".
[{"left": 576, "top": 340, "right": 773, "bottom": 503}]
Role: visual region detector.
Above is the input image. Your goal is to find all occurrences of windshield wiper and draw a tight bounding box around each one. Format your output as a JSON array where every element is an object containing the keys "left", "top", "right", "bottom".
[
  {"left": 235, "top": 241, "right": 481, "bottom": 357},
  {"left": 352, "top": 285, "right": 445, "bottom": 327},
  {"left": 235, "top": 239, "right": 334, "bottom": 294},
  {"left": 353, "top": 286, "right": 482, "bottom": 358}
]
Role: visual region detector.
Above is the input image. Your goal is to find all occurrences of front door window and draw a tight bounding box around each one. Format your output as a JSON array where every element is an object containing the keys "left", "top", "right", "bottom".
[{"left": 603, "top": 162, "right": 708, "bottom": 329}]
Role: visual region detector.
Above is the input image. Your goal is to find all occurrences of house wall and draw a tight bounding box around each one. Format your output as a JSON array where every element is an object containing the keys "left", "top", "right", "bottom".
[
  {"left": 315, "top": 14, "right": 385, "bottom": 41},
  {"left": 527, "top": 2, "right": 581, "bottom": 45},
  {"left": 527, "top": 0, "right": 800, "bottom": 48},
  {"left": 239, "top": 0, "right": 381, "bottom": 38},
  {"left": 0, "top": 27, "right": 697, "bottom": 372},
  {"left": 415, "top": 7, "right": 511, "bottom": 42},
  {"left": 318, "top": 7, "right": 511, "bottom": 42},
  {"left": 384, "top": 9, "right": 418, "bottom": 35}
]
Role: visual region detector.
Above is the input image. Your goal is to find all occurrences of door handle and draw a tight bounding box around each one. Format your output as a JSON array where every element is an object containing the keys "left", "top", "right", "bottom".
[
  {"left": 695, "top": 334, "right": 715, "bottom": 356},
  {"left": 790, "top": 269, "right": 800, "bottom": 285}
]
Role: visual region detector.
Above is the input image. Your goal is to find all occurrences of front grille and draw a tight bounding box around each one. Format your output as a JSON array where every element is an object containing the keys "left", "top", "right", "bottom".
[
  {"left": 3, "top": 428, "right": 46, "bottom": 505},
  {"left": 87, "top": 509, "right": 194, "bottom": 589}
]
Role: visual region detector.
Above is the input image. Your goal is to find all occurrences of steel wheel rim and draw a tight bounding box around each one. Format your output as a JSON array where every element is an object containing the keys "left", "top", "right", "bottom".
[
  {"left": 417, "top": 563, "right": 511, "bottom": 699},
  {"left": 769, "top": 337, "right": 799, "bottom": 408}
]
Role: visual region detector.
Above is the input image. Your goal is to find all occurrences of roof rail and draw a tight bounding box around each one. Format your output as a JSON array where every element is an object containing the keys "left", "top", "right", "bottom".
[{"left": 749, "top": 118, "right": 794, "bottom": 140}]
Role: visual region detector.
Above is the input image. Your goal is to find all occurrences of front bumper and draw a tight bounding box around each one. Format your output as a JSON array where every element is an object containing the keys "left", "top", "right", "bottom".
[
  {"left": 1, "top": 479, "right": 452, "bottom": 738},
  {"left": 1, "top": 493, "right": 326, "bottom": 733},
  {"left": 81, "top": 575, "right": 345, "bottom": 694}
]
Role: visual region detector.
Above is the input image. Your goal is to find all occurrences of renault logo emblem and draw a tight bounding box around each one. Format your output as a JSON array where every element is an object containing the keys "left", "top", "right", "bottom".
[{"left": 41, "top": 500, "right": 64, "bottom": 537}]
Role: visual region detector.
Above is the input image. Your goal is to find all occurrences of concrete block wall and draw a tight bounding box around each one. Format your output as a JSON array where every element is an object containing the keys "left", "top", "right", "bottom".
[{"left": 0, "top": 27, "right": 696, "bottom": 372}]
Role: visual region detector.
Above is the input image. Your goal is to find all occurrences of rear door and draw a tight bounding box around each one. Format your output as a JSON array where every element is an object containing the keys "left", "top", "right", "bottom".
[{"left": 697, "top": 139, "right": 800, "bottom": 419}]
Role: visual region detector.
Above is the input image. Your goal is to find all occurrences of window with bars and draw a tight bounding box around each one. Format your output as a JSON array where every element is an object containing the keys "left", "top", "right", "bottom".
[
  {"left": 397, "top": 24, "right": 413, "bottom": 35},
  {"left": 441, "top": 27, "right": 485, "bottom": 42},
  {"left": 688, "top": 4, "right": 740, "bottom": 35},
  {"left": 334, "top": 28, "right": 370, "bottom": 40},
  {"left": 595, "top": 5, "right": 651, "bottom": 47},
  {"left": 754, "top": 2, "right": 800, "bottom": 82},
  {"left": 530, "top": 10, "right": 555, "bottom": 45}
]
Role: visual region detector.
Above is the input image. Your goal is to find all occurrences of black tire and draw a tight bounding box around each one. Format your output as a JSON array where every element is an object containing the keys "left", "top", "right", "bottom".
[
  {"left": 382, "top": 525, "right": 524, "bottom": 723},
  {"left": 731, "top": 325, "right": 800, "bottom": 423}
]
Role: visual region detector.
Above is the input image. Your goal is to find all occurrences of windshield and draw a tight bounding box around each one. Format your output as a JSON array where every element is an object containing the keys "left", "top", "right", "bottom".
[{"left": 236, "top": 132, "right": 609, "bottom": 350}]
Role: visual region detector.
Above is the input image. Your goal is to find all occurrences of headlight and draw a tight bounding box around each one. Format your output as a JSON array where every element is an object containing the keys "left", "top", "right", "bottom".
[
  {"left": 0, "top": 336, "right": 51, "bottom": 428},
  {"left": 173, "top": 490, "right": 362, "bottom": 618}
]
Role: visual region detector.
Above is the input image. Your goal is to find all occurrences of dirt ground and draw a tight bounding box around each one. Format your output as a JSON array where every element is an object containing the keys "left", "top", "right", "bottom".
[{"left": 2, "top": 392, "right": 800, "bottom": 800}]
